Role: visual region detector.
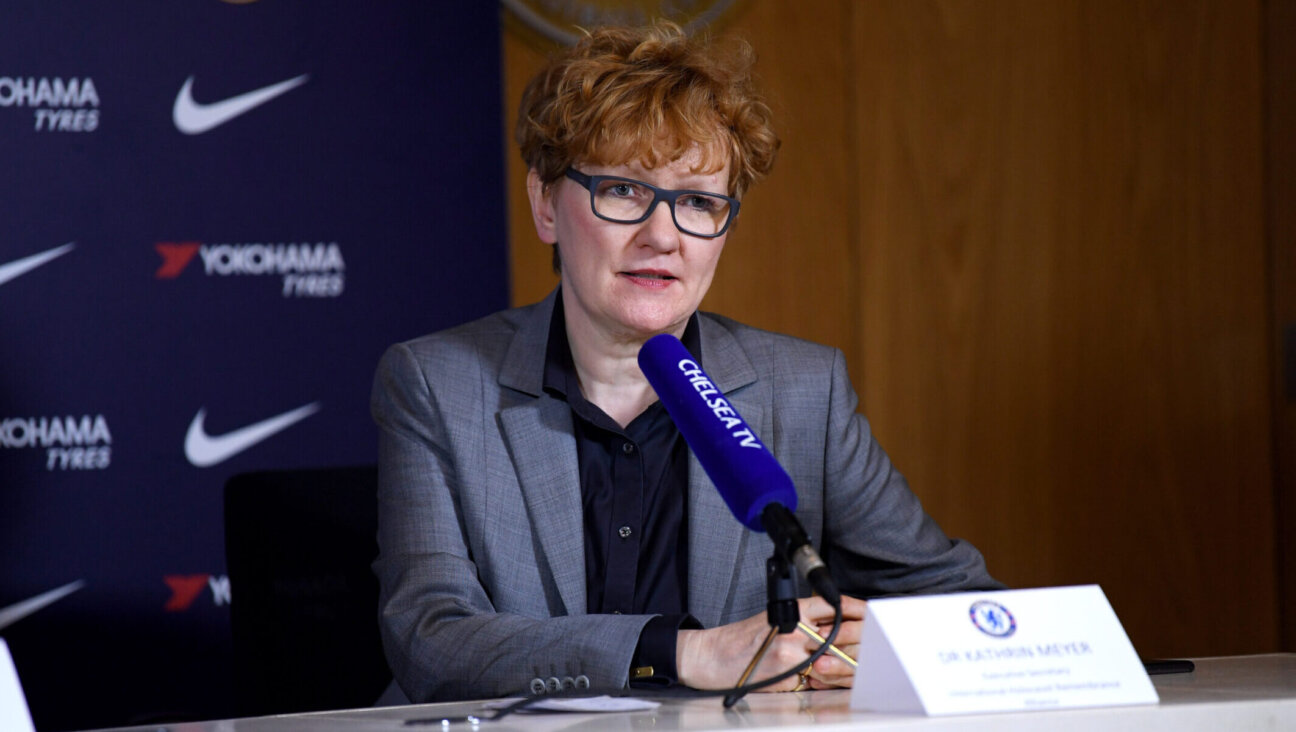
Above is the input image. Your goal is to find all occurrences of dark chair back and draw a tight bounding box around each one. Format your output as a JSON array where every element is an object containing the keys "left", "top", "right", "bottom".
[{"left": 223, "top": 465, "right": 391, "bottom": 717}]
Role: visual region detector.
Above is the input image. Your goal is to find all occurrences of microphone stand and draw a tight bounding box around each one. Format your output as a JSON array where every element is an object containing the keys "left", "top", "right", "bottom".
[
  {"left": 736, "top": 554, "right": 800, "bottom": 681},
  {"left": 726, "top": 553, "right": 800, "bottom": 706},
  {"left": 724, "top": 515, "right": 848, "bottom": 708}
]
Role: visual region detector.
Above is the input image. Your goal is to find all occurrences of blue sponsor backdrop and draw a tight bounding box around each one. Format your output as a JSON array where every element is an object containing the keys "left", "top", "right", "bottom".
[{"left": 0, "top": 2, "right": 507, "bottom": 729}]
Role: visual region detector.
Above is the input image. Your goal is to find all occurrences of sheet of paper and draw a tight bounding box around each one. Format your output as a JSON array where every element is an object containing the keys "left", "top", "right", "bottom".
[
  {"left": 0, "top": 640, "right": 36, "bottom": 732},
  {"left": 483, "top": 695, "right": 661, "bottom": 713}
]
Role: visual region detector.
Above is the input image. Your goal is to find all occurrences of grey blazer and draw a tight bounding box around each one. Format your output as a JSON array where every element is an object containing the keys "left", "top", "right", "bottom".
[{"left": 371, "top": 289, "right": 999, "bottom": 703}]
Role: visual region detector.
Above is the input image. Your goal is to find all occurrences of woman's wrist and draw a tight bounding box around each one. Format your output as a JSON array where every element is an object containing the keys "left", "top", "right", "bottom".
[{"left": 675, "top": 628, "right": 705, "bottom": 688}]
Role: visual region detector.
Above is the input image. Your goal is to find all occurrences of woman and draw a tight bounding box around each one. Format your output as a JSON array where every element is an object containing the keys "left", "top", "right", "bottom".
[{"left": 371, "top": 20, "right": 999, "bottom": 703}]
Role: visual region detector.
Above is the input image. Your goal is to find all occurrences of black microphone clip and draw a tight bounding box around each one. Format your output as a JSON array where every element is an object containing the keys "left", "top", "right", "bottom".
[{"left": 760, "top": 503, "right": 841, "bottom": 606}]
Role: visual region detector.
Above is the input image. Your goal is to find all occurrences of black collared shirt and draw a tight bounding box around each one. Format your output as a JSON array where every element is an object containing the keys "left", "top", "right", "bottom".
[{"left": 542, "top": 295, "right": 702, "bottom": 686}]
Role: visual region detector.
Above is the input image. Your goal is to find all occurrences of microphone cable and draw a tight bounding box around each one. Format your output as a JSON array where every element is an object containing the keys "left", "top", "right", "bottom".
[{"left": 722, "top": 597, "right": 844, "bottom": 707}]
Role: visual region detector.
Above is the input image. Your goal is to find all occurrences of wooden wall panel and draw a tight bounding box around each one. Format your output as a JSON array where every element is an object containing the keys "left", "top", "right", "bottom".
[
  {"left": 853, "top": 1, "right": 1273, "bottom": 657},
  {"left": 502, "top": 0, "right": 1281, "bottom": 658},
  {"left": 853, "top": 0, "right": 1076, "bottom": 590}
]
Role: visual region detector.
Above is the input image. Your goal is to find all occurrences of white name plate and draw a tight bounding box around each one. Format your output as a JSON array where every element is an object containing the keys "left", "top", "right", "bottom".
[{"left": 850, "top": 585, "right": 1157, "bottom": 715}]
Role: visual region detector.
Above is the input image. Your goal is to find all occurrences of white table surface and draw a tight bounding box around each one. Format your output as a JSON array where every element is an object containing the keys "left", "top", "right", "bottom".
[{"left": 83, "top": 654, "right": 1296, "bottom": 732}]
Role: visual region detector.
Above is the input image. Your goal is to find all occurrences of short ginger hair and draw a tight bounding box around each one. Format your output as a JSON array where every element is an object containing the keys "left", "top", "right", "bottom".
[{"left": 516, "top": 21, "right": 779, "bottom": 199}]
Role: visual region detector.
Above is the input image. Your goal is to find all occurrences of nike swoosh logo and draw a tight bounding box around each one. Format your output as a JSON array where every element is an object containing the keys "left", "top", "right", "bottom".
[
  {"left": 0, "top": 580, "right": 86, "bottom": 631},
  {"left": 172, "top": 73, "right": 309, "bottom": 135},
  {"left": 185, "top": 402, "right": 321, "bottom": 467},
  {"left": 0, "top": 243, "right": 75, "bottom": 288}
]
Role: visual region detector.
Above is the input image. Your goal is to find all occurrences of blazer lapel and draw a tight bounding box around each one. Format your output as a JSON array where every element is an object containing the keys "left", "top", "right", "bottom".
[
  {"left": 498, "top": 399, "right": 586, "bottom": 617},
  {"left": 497, "top": 289, "right": 586, "bottom": 617},
  {"left": 687, "top": 316, "right": 766, "bottom": 627}
]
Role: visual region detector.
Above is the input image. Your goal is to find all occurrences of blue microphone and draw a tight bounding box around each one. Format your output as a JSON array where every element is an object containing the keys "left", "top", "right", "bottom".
[
  {"left": 638, "top": 333, "right": 839, "bottom": 604},
  {"left": 638, "top": 334, "right": 795, "bottom": 529}
]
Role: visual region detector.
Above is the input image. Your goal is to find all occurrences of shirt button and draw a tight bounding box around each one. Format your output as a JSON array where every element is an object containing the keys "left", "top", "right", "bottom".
[
  {"left": 618, "top": 525, "right": 632, "bottom": 539},
  {"left": 622, "top": 442, "right": 635, "bottom": 454}
]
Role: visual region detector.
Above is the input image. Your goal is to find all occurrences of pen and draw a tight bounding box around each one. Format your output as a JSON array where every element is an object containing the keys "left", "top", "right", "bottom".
[{"left": 797, "top": 621, "right": 858, "bottom": 668}]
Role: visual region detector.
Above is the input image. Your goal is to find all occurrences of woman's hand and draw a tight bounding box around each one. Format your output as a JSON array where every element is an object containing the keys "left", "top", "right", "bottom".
[{"left": 676, "top": 595, "right": 866, "bottom": 691}]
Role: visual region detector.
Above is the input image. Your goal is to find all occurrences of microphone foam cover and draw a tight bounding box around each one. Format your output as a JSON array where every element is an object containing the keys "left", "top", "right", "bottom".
[{"left": 638, "top": 333, "right": 797, "bottom": 531}]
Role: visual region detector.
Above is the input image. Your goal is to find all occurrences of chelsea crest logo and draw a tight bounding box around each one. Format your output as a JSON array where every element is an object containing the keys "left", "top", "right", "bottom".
[{"left": 969, "top": 600, "right": 1017, "bottom": 638}]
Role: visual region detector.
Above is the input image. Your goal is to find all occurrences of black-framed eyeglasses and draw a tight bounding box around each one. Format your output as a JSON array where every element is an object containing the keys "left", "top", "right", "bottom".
[{"left": 564, "top": 167, "right": 740, "bottom": 238}]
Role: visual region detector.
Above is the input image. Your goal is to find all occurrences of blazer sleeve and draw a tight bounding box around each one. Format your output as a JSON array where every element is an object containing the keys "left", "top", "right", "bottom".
[
  {"left": 370, "top": 341, "right": 652, "bottom": 703},
  {"left": 816, "top": 347, "right": 1003, "bottom": 596}
]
